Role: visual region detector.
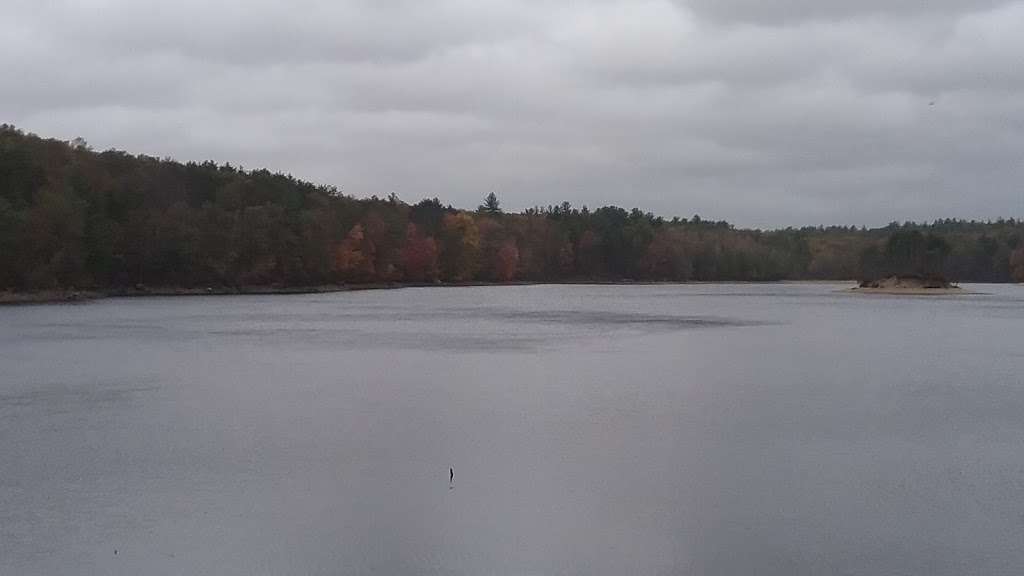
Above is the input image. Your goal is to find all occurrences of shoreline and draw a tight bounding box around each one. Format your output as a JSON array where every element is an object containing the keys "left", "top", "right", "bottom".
[
  {"left": 3, "top": 280, "right": 1001, "bottom": 305},
  {"left": 3, "top": 280, "right": 855, "bottom": 305},
  {"left": 0, "top": 283, "right": 426, "bottom": 305}
]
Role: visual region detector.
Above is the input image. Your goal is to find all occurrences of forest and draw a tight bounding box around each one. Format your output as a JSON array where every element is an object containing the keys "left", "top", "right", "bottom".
[{"left": 2, "top": 124, "right": 1023, "bottom": 292}]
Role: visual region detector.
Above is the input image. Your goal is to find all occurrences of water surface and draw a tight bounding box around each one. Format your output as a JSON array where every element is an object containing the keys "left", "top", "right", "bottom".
[{"left": 2, "top": 283, "right": 1023, "bottom": 575}]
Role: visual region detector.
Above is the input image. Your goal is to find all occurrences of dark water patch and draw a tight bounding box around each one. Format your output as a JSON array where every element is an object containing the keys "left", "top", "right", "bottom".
[
  {"left": 5, "top": 322, "right": 179, "bottom": 342},
  {"left": 0, "top": 382, "right": 158, "bottom": 410},
  {"left": 494, "top": 309, "right": 771, "bottom": 329},
  {"left": 203, "top": 326, "right": 548, "bottom": 352}
]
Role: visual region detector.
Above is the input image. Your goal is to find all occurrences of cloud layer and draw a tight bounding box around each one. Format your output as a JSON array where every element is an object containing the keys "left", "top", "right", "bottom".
[{"left": 6, "top": 0, "right": 1024, "bottom": 226}]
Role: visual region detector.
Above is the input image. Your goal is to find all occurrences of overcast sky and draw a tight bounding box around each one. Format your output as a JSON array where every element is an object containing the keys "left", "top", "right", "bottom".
[{"left": 5, "top": 0, "right": 1024, "bottom": 227}]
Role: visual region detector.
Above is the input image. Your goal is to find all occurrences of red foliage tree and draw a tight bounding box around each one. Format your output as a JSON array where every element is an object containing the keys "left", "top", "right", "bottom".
[
  {"left": 641, "top": 229, "right": 691, "bottom": 280},
  {"left": 401, "top": 223, "right": 438, "bottom": 282},
  {"left": 1011, "top": 247, "right": 1024, "bottom": 283},
  {"left": 494, "top": 240, "right": 520, "bottom": 281}
]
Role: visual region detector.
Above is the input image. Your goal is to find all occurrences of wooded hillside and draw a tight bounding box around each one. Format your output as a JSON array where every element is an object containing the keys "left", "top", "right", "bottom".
[{"left": 2, "top": 125, "right": 1022, "bottom": 291}]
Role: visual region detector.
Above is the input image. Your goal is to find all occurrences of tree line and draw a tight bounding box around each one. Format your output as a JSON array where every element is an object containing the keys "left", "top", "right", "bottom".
[{"left": 2, "top": 124, "right": 1023, "bottom": 291}]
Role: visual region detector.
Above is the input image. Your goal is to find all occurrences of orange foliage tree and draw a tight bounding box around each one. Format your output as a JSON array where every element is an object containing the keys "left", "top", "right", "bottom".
[{"left": 335, "top": 223, "right": 376, "bottom": 281}]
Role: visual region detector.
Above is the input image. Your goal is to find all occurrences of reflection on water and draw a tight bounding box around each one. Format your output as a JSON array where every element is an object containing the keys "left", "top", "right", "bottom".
[{"left": 1, "top": 283, "right": 1023, "bottom": 575}]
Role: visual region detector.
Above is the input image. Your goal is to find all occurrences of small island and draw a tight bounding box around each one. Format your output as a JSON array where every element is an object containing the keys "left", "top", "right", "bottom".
[
  {"left": 851, "top": 231, "right": 964, "bottom": 294},
  {"left": 852, "top": 274, "right": 962, "bottom": 295}
]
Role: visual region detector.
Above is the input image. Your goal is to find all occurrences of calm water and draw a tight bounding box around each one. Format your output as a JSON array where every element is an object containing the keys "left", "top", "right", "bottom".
[{"left": 2, "top": 283, "right": 1023, "bottom": 575}]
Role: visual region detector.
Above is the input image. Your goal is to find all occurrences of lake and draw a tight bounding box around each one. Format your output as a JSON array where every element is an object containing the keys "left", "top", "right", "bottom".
[{"left": 2, "top": 283, "right": 1023, "bottom": 575}]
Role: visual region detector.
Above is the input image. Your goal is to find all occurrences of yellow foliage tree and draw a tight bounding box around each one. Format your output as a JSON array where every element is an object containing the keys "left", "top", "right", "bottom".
[{"left": 440, "top": 213, "right": 480, "bottom": 281}]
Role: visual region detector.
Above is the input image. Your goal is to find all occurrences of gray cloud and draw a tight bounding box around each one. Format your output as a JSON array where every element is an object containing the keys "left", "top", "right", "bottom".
[
  {"left": 680, "top": 0, "right": 1009, "bottom": 24},
  {"left": 5, "top": 0, "right": 1024, "bottom": 227}
]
